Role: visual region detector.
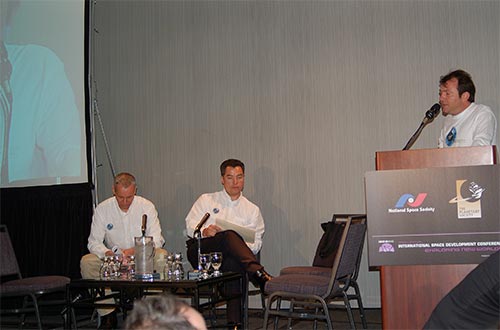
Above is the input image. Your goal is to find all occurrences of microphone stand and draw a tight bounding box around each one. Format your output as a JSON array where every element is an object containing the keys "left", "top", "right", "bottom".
[
  {"left": 403, "top": 122, "right": 426, "bottom": 150},
  {"left": 193, "top": 230, "right": 202, "bottom": 271},
  {"left": 192, "top": 213, "right": 210, "bottom": 272},
  {"left": 403, "top": 104, "right": 441, "bottom": 150},
  {"left": 403, "top": 112, "right": 438, "bottom": 150}
]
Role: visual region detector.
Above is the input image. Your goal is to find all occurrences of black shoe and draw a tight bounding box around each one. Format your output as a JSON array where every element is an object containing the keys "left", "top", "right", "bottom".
[
  {"left": 98, "top": 311, "right": 117, "bottom": 330},
  {"left": 226, "top": 321, "right": 242, "bottom": 329},
  {"left": 251, "top": 269, "right": 273, "bottom": 293}
]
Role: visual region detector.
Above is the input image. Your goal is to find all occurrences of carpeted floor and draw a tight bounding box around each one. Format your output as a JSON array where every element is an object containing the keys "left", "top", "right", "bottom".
[
  {"left": 1, "top": 306, "right": 381, "bottom": 329},
  {"left": 248, "top": 307, "right": 381, "bottom": 329}
]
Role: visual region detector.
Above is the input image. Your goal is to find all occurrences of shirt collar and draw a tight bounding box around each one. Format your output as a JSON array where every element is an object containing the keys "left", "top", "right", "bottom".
[
  {"left": 114, "top": 196, "right": 135, "bottom": 215},
  {"left": 453, "top": 102, "right": 475, "bottom": 119},
  {"left": 221, "top": 189, "right": 242, "bottom": 205}
]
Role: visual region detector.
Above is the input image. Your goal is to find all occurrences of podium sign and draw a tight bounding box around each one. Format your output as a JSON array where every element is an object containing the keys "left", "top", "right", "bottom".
[{"left": 366, "top": 165, "right": 500, "bottom": 267}]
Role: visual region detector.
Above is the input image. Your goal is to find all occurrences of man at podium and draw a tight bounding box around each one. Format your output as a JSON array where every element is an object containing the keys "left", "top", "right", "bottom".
[{"left": 438, "top": 69, "right": 497, "bottom": 148}]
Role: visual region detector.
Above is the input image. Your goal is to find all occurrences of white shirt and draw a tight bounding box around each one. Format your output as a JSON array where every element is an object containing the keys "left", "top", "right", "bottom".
[
  {"left": 87, "top": 195, "right": 165, "bottom": 258},
  {"left": 2, "top": 44, "right": 81, "bottom": 185},
  {"left": 438, "top": 103, "right": 497, "bottom": 148},
  {"left": 185, "top": 190, "right": 265, "bottom": 255}
]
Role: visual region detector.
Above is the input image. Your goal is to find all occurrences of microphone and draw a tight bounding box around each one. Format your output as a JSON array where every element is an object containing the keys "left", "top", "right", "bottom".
[
  {"left": 112, "top": 246, "right": 122, "bottom": 255},
  {"left": 194, "top": 213, "right": 211, "bottom": 234},
  {"left": 141, "top": 214, "right": 147, "bottom": 236},
  {"left": 422, "top": 103, "right": 441, "bottom": 124},
  {"left": 403, "top": 103, "right": 441, "bottom": 150}
]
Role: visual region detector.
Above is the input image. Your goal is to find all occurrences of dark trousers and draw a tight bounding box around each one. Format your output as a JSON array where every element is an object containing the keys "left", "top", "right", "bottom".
[
  {"left": 186, "top": 230, "right": 263, "bottom": 323},
  {"left": 423, "top": 250, "right": 500, "bottom": 329}
]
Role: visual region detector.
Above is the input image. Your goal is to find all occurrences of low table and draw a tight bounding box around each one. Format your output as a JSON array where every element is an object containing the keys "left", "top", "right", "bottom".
[{"left": 65, "top": 272, "right": 243, "bottom": 329}]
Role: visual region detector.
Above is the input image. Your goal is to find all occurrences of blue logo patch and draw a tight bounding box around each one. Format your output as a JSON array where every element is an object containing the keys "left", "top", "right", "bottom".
[
  {"left": 107, "top": 223, "right": 113, "bottom": 230},
  {"left": 446, "top": 127, "right": 456, "bottom": 146},
  {"left": 213, "top": 208, "right": 219, "bottom": 214}
]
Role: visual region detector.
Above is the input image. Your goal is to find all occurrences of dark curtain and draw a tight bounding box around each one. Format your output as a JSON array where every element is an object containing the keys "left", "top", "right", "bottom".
[{"left": 0, "top": 183, "right": 93, "bottom": 279}]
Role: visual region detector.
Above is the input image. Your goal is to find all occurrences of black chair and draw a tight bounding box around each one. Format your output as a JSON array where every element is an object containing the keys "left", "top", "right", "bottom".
[
  {"left": 262, "top": 215, "right": 367, "bottom": 330},
  {"left": 279, "top": 213, "right": 368, "bottom": 328},
  {"left": 0, "top": 225, "right": 70, "bottom": 329}
]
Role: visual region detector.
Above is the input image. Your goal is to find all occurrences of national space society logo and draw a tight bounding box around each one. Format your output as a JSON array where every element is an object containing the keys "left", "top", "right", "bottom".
[{"left": 388, "top": 192, "right": 434, "bottom": 214}]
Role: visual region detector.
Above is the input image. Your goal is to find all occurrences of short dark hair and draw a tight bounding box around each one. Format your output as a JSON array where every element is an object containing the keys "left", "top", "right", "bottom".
[
  {"left": 439, "top": 69, "right": 475, "bottom": 102},
  {"left": 125, "top": 294, "right": 196, "bottom": 330},
  {"left": 220, "top": 159, "right": 245, "bottom": 176}
]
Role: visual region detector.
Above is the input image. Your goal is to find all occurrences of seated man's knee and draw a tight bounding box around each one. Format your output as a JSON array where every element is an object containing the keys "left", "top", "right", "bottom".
[
  {"left": 80, "top": 253, "right": 102, "bottom": 279},
  {"left": 155, "top": 247, "right": 168, "bottom": 257},
  {"left": 222, "top": 230, "right": 241, "bottom": 241},
  {"left": 153, "top": 248, "right": 169, "bottom": 272}
]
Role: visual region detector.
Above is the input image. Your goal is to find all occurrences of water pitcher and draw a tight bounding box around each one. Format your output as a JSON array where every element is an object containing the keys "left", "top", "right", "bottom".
[{"left": 134, "top": 235, "right": 155, "bottom": 280}]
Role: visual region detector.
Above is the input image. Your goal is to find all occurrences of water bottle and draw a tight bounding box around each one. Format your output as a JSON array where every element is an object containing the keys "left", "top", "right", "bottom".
[
  {"left": 173, "top": 252, "right": 184, "bottom": 281},
  {"left": 119, "top": 255, "right": 130, "bottom": 279},
  {"left": 112, "top": 246, "right": 126, "bottom": 279},
  {"left": 128, "top": 255, "right": 136, "bottom": 279},
  {"left": 99, "top": 256, "right": 111, "bottom": 279},
  {"left": 108, "top": 256, "right": 118, "bottom": 278},
  {"left": 163, "top": 254, "right": 174, "bottom": 281}
]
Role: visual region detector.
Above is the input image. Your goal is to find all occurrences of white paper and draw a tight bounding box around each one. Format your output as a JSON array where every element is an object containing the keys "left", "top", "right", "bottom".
[{"left": 215, "top": 218, "right": 255, "bottom": 244}]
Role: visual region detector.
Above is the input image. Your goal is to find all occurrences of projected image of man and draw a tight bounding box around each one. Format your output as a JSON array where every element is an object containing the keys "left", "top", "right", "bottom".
[{"left": 0, "top": 0, "right": 82, "bottom": 187}]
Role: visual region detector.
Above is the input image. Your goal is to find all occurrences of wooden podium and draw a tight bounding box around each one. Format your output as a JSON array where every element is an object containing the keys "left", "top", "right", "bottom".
[{"left": 375, "top": 146, "right": 498, "bottom": 329}]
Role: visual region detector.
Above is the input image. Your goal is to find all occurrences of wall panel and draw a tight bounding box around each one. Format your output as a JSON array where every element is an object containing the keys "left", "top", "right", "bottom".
[{"left": 92, "top": 0, "right": 500, "bottom": 307}]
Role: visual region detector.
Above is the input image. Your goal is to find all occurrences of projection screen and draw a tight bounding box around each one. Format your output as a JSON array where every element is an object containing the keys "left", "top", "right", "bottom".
[{"left": 0, "top": 0, "right": 89, "bottom": 188}]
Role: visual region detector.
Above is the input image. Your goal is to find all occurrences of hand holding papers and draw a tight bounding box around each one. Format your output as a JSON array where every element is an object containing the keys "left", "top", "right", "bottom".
[{"left": 215, "top": 218, "right": 255, "bottom": 244}]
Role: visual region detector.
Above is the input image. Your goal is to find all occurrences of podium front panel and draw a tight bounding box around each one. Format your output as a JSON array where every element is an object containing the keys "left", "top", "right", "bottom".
[
  {"left": 371, "top": 146, "right": 497, "bottom": 329},
  {"left": 366, "top": 165, "right": 500, "bottom": 267}
]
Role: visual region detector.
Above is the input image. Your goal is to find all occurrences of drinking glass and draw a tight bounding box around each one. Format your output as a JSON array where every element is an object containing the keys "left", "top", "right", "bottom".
[
  {"left": 199, "top": 253, "right": 211, "bottom": 279},
  {"left": 210, "top": 252, "right": 223, "bottom": 276}
]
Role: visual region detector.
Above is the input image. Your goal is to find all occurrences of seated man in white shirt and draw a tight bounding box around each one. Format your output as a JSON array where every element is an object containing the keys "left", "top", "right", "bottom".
[
  {"left": 438, "top": 69, "right": 497, "bottom": 148},
  {"left": 185, "top": 159, "right": 272, "bottom": 327},
  {"left": 80, "top": 172, "right": 167, "bottom": 329}
]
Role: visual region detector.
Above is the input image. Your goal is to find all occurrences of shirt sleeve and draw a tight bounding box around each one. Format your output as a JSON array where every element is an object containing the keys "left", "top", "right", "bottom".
[
  {"left": 144, "top": 202, "right": 165, "bottom": 249},
  {"left": 36, "top": 46, "right": 81, "bottom": 177},
  {"left": 87, "top": 206, "right": 109, "bottom": 258},
  {"left": 471, "top": 110, "right": 497, "bottom": 146},
  {"left": 185, "top": 195, "right": 208, "bottom": 238},
  {"left": 247, "top": 208, "right": 265, "bottom": 254}
]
